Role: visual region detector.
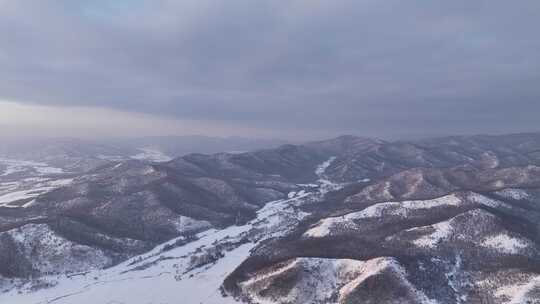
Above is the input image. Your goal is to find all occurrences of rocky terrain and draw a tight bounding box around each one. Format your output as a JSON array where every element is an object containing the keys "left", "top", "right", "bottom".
[{"left": 1, "top": 133, "right": 540, "bottom": 303}]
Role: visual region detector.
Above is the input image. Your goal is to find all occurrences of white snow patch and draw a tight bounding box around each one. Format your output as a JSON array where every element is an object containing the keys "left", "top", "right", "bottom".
[
  {"left": 445, "top": 254, "right": 467, "bottom": 303},
  {"left": 411, "top": 221, "right": 453, "bottom": 248},
  {"left": 243, "top": 257, "right": 439, "bottom": 304},
  {"left": 468, "top": 192, "right": 508, "bottom": 208},
  {"left": 383, "top": 259, "right": 440, "bottom": 304},
  {"left": 4, "top": 224, "right": 111, "bottom": 275},
  {"left": 304, "top": 217, "right": 338, "bottom": 238},
  {"left": 296, "top": 183, "right": 318, "bottom": 188},
  {"left": 240, "top": 259, "right": 302, "bottom": 287},
  {"left": 482, "top": 234, "right": 530, "bottom": 254},
  {"left": 0, "top": 158, "right": 64, "bottom": 176},
  {"left": 402, "top": 208, "right": 494, "bottom": 249},
  {"left": 242, "top": 257, "right": 366, "bottom": 304},
  {"left": 0, "top": 189, "right": 37, "bottom": 205},
  {"left": 96, "top": 154, "right": 126, "bottom": 161},
  {"left": 338, "top": 258, "right": 394, "bottom": 299},
  {"left": 495, "top": 275, "right": 540, "bottom": 304},
  {"left": 305, "top": 194, "right": 462, "bottom": 238},
  {"left": 169, "top": 216, "right": 212, "bottom": 233},
  {"left": 0, "top": 178, "right": 73, "bottom": 207},
  {"left": 340, "top": 258, "right": 439, "bottom": 304},
  {"left": 363, "top": 194, "right": 463, "bottom": 218},
  {"left": 315, "top": 156, "right": 336, "bottom": 177},
  {"left": 495, "top": 188, "right": 530, "bottom": 200},
  {"left": 131, "top": 147, "right": 172, "bottom": 162},
  {"left": 315, "top": 156, "right": 344, "bottom": 194}
]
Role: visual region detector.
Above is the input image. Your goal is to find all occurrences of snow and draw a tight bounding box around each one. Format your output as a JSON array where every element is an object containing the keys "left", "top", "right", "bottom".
[
  {"left": 304, "top": 218, "right": 336, "bottom": 238},
  {"left": 252, "top": 189, "right": 311, "bottom": 239},
  {"left": 296, "top": 183, "right": 318, "bottom": 188},
  {"left": 396, "top": 272, "right": 441, "bottom": 303},
  {"left": 445, "top": 254, "right": 467, "bottom": 304},
  {"left": 240, "top": 259, "right": 302, "bottom": 287},
  {"left": 315, "top": 156, "right": 336, "bottom": 177},
  {"left": 399, "top": 208, "right": 532, "bottom": 255},
  {"left": 0, "top": 158, "right": 73, "bottom": 208},
  {"left": 368, "top": 258, "right": 439, "bottom": 304},
  {"left": 4, "top": 224, "right": 111, "bottom": 275},
  {"left": 345, "top": 258, "right": 438, "bottom": 303},
  {"left": 481, "top": 152, "right": 500, "bottom": 169},
  {"left": 241, "top": 257, "right": 439, "bottom": 304},
  {"left": 0, "top": 222, "right": 254, "bottom": 303},
  {"left": 365, "top": 194, "right": 463, "bottom": 217},
  {"left": 495, "top": 275, "right": 540, "bottom": 304},
  {"left": 0, "top": 158, "right": 64, "bottom": 176},
  {"left": 130, "top": 147, "right": 172, "bottom": 162},
  {"left": 96, "top": 154, "right": 126, "bottom": 161},
  {"left": 482, "top": 234, "right": 530, "bottom": 254},
  {"left": 305, "top": 194, "right": 462, "bottom": 238},
  {"left": 338, "top": 258, "right": 395, "bottom": 299},
  {"left": 402, "top": 208, "right": 490, "bottom": 249},
  {"left": 467, "top": 192, "right": 508, "bottom": 208},
  {"left": 0, "top": 178, "right": 73, "bottom": 207},
  {"left": 169, "top": 215, "right": 212, "bottom": 233},
  {"left": 493, "top": 180, "right": 505, "bottom": 188},
  {"left": 0, "top": 157, "right": 341, "bottom": 304},
  {"left": 5, "top": 202, "right": 269, "bottom": 303},
  {"left": 241, "top": 257, "right": 366, "bottom": 304},
  {"left": 314, "top": 156, "right": 344, "bottom": 194},
  {"left": 382, "top": 181, "right": 392, "bottom": 199},
  {"left": 494, "top": 188, "right": 530, "bottom": 200},
  {"left": 411, "top": 221, "right": 453, "bottom": 248},
  {"left": 0, "top": 189, "right": 38, "bottom": 206}
]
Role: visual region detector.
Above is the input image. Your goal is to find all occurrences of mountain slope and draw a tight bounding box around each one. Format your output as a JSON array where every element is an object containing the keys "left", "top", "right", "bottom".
[{"left": 0, "top": 157, "right": 340, "bottom": 303}]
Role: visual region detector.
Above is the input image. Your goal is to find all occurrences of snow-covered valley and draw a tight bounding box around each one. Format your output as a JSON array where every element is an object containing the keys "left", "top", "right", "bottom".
[
  {"left": 0, "top": 158, "right": 342, "bottom": 304},
  {"left": 0, "top": 158, "right": 72, "bottom": 208}
]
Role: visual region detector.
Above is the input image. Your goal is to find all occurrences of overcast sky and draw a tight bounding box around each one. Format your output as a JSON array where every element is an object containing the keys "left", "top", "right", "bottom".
[{"left": 0, "top": 0, "right": 539, "bottom": 140}]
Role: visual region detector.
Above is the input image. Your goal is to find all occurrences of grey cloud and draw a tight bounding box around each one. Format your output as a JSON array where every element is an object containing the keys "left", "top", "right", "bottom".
[{"left": 0, "top": 0, "right": 539, "bottom": 138}]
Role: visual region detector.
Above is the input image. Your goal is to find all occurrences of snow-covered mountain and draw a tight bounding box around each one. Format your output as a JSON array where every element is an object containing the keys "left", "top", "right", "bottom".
[{"left": 2, "top": 133, "right": 540, "bottom": 303}]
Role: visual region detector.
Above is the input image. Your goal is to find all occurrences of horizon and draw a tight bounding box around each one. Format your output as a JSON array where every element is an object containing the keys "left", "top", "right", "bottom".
[{"left": 2, "top": 129, "right": 540, "bottom": 144}]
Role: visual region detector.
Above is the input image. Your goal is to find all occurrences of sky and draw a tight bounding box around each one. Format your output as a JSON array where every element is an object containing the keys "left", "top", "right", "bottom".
[{"left": 0, "top": 0, "right": 539, "bottom": 140}]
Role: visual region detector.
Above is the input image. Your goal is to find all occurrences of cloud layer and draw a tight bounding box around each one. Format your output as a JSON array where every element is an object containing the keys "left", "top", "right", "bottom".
[{"left": 1, "top": 0, "right": 539, "bottom": 138}]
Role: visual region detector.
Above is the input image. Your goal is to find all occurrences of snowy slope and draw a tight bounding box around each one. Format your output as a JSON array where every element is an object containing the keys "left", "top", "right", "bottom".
[
  {"left": 130, "top": 147, "right": 172, "bottom": 162},
  {"left": 0, "top": 158, "right": 72, "bottom": 208},
  {"left": 0, "top": 158, "right": 341, "bottom": 304},
  {"left": 0, "top": 158, "right": 64, "bottom": 177}
]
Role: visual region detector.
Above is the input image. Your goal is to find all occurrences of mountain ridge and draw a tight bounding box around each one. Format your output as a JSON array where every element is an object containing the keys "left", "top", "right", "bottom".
[{"left": 1, "top": 132, "right": 540, "bottom": 303}]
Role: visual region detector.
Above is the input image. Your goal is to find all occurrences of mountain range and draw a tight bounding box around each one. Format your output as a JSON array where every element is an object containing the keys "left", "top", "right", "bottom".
[{"left": 1, "top": 133, "right": 540, "bottom": 303}]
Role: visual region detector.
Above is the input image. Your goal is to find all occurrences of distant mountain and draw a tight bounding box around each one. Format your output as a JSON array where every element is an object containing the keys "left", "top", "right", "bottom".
[
  {"left": 1, "top": 133, "right": 540, "bottom": 303},
  {"left": 0, "top": 136, "right": 289, "bottom": 172},
  {"left": 112, "top": 135, "right": 289, "bottom": 157}
]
